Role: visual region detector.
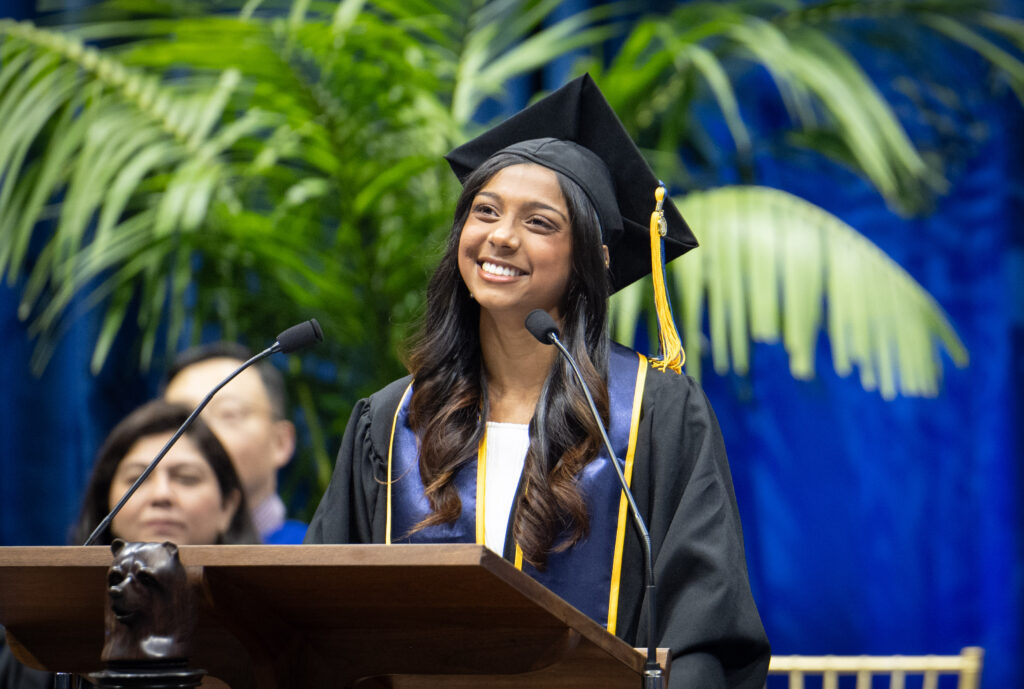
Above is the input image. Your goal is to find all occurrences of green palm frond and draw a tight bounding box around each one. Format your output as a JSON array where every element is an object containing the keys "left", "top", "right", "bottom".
[
  {"left": 0, "top": 19, "right": 272, "bottom": 370},
  {"left": 778, "top": 2, "right": 1024, "bottom": 107},
  {"left": 363, "top": 0, "right": 625, "bottom": 126},
  {"left": 920, "top": 12, "right": 1024, "bottom": 105},
  {"left": 453, "top": 3, "right": 624, "bottom": 125},
  {"left": 0, "top": 12, "right": 449, "bottom": 378},
  {"left": 596, "top": 4, "right": 946, "bottom": 211},
  {"left": 595, "top": 1, "right": 1024, "bottom": 397},
  {"left": 1, "top": 0, "right": 631, "bottom": 381},
  {"left": 611, "top": 186, "right": 968, "bottom": 399}
]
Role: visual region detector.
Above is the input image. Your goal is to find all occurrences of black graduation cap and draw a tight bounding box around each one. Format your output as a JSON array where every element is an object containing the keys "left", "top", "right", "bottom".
[{"left": 444, "top": 73, "right": 698, "bottom": 294}]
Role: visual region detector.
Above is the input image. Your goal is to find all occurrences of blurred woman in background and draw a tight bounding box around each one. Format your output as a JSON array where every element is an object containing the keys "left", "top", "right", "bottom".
[{"left": 74, "top": 398, "right": 259, "bottom": 546}]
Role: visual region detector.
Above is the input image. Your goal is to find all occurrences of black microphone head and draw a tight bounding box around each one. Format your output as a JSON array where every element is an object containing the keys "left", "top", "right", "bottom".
[
  {"left": 275, "top": 319, "right": 324, "bottom": 353},
  {"left": 525, "top": 309, "right": 559, "bottom": 344}
]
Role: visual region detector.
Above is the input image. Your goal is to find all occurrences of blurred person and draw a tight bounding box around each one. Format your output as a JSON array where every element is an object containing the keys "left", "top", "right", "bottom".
[
  {"left": 74, "top": 399, "right": 259, "bottom": 546},
  {"left": 0, "top": 400, "right": 258, "bottom": 688},
  {"left": 163, "top": 342, "right": 306, "bottom": 544}
]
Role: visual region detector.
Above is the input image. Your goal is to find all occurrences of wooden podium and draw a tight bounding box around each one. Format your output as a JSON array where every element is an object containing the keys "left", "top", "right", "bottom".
[{"left": 0, "top": 544, "right": 667, "bottom": 688}]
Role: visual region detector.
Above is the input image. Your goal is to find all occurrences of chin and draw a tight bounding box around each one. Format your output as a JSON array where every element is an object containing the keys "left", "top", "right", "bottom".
[
  {"left": 135, "top": 529, "right": 187, "bottom": 544},
  {"left": 481, "top": 299, "right": 556, "bottom": 316}
]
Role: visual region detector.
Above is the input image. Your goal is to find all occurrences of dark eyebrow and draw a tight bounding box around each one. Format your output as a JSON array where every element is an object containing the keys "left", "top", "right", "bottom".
[
  {"left": 475, "top": 191, "right": 568, "bottom": 223},
  {"left": 117, "top": 459, "right": 152, "bottom": 472},
  {"left": 474, "top": 191, "right": 502, "bottom": 204}
]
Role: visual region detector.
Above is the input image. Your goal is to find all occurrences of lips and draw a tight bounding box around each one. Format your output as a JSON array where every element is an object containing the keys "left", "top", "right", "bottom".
[{"left": 141, "top": 519, "right": 186, "bottom": 535}]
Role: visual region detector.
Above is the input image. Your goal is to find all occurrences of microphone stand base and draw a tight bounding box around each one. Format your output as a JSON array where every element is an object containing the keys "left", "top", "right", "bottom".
[{"left": 89, "top": 661, "right": 205, "bottom": 689}]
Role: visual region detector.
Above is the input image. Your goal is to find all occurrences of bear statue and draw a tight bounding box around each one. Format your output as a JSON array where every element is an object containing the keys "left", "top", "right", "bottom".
[{"left": 101, "top": 539, "right": 196, "bottom": 663}]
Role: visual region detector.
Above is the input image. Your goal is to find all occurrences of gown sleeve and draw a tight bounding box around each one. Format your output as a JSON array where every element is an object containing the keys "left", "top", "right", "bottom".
[
  {"left": 305, "top": 376, "right": 412, "bottom": 545},
  {"left": 618, "top": 369, "right": 770, "bottom": 689}
]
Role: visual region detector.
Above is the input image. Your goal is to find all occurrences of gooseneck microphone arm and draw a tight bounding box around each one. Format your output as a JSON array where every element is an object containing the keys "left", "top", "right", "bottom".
[
  {"left": 524, "top": 309, "right": 663, "bottom": 689},
  {"left": 83, "top": 319, "right": 323, "bottom": 547}
]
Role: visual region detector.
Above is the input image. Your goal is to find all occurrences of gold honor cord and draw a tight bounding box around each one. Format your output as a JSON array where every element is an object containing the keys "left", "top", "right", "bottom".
[
  {"left": 385, "top": 383, "right": 414, "bottom": 544},
  {"left": 476, "top": 432, "right": 487, "bottom": 545},
  {"left": 514, "top": 478, "right": 526, "bottom": 569},
  {"left": 649, "top": 185, "right": 684, "bottom": 374},
  {"left": 606, "top": 351, "right": 648, "bottom": 634}
]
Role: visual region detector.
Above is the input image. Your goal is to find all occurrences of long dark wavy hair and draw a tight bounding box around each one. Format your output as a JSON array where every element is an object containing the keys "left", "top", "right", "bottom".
[
  {"left": 405, "top": 151, "right": 611, "bottom": 568},
  {"left": 73, "top": 399, "right": 260, "bottom": 545}
]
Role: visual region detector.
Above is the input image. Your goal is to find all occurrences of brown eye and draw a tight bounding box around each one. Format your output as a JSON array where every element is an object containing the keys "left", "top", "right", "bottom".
[
  {"left": 173, "top": 472, "right": 204, "bottom": 487},
  {"left": 528, "top": 216, "right": 556, "bottom": 231}
]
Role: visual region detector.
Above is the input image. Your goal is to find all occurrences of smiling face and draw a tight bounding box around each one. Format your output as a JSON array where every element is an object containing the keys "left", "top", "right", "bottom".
[
  {"left": 457, "top": 163, "right": 573, "bottom": 322},
  {"left": 108, "top": 432, "right": 240, "bottom": 545}
]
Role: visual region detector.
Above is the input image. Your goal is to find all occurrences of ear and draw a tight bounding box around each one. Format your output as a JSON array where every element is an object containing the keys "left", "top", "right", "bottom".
[
  {"left": 111, "top": 538, "right": 126, "bottom": 556},
  {"left": 601, "top": 244, "right": 610, "bottom": 269},
  {"left": 269, "top": 419, "right": 296, "bottom": 470},
  {"left": 161, "top": 542, "right": 179, "bottom": 559}
]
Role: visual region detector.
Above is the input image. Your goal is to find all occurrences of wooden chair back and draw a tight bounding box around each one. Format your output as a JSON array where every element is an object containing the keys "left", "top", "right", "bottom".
[{"left": 767, "top": 646, "right": 983, "bottom": 689}]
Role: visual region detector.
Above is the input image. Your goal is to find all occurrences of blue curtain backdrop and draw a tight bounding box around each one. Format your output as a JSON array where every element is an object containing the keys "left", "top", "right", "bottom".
[
  {"left": 716, "top": 29, "right": 1024, "bottom": 689},
  {"left": 0, "top": 1, "right": 1021, "bottom": 688}
]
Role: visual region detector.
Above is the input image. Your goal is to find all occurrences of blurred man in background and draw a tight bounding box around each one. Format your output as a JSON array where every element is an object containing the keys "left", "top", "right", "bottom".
[{"left": 164, "top": 343, "right": 306, "bottom": 544}]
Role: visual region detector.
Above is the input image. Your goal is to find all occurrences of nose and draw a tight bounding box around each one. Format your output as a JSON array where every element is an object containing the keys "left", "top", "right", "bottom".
[
  {"left": 137, "top": 470, "right": 175, "bottom": 506},
  {"left": 487, "top": 217, "right": 519, "bottom": 251}
]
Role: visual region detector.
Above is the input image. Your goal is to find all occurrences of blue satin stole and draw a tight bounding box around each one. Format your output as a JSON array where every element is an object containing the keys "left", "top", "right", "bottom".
[{"left": 385, "top": 342, "right": 648, "bottom": 632}]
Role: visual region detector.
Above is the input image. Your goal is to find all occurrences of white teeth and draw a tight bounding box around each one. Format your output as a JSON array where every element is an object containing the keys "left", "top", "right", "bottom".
[{"left": 482, "top": 261, "right": 522, "bottom": 277}]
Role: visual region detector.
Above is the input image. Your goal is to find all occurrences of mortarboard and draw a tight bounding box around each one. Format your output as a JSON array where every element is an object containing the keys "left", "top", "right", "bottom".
[{"left": 445, "top": 74, "right": 695, "bottom": 373}]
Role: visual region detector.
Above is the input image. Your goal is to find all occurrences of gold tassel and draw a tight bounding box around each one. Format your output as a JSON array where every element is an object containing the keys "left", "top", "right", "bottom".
[{"left": 649, "top": 185, "right": 684, "bottom": 374}]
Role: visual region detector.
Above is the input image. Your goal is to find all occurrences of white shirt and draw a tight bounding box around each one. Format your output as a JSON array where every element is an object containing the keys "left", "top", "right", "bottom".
[{"left": 482, "top": 422, "right": 530, "bottom": 555}]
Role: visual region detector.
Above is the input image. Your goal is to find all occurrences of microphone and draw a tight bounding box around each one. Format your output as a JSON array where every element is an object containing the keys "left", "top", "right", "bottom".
[
  {"left": 82, "top": 319, "right": 324, "bottom": 546},
  {"left": 526, "top": 309, "right": 663, "bottom": 689},
  {"left": 274, "top": 318, "right": 324, "bottom": 353}
]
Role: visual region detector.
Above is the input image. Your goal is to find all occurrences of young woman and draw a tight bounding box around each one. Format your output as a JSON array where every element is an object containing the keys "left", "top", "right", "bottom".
[
  {"left": 306, "top": 75, "right": 769, "bottom": 688},
  {"left": 74, "top": 399, "right": 259, "bottom": 546}
]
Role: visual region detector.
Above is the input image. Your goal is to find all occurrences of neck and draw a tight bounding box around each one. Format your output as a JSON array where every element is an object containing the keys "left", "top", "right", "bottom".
[
  {"left": 247, "top": 482, "right": 275, "bottom": 512},
  {"left": 479, "top": 308, "right": 558, "bottom": 424}
]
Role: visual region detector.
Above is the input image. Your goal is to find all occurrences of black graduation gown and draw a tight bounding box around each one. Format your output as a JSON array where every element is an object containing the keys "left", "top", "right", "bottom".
[{"left": 306, "top": 363, "right": 770, "bottom": 689}]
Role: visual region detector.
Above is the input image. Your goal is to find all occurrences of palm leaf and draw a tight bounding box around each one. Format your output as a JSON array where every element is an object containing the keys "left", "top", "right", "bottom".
[
  {"left": 376, "top": 0, "right": 629, "bottom": 125},
  {"left": 0, "top": 20, "right": 266, "bottom": 370},
  {"left": 598, "top": 4, "right": 950, "bottom": 210},
  {"left": 921, "top": 12, "right": 1024, "bottom": 105},
  {"left": 611, "top": 186, "right": 968, "bottom": 399}
]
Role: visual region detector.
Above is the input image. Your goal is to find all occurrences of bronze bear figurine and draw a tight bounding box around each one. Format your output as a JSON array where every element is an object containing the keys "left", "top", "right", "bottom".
[{"left": 102, "top": 539, "right": 196, "bottom": 663}]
